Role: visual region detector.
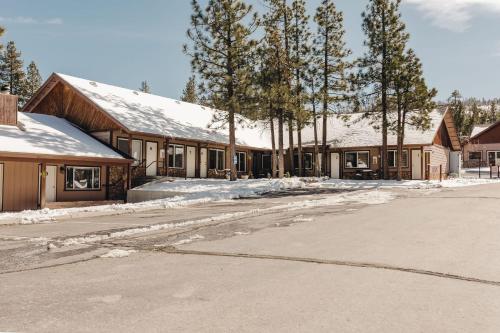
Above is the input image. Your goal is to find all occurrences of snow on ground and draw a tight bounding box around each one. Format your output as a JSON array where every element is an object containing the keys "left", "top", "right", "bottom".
[
  {"left": 56, "top": 189, "right": 394, "bottom": 247},
  {"left": 100, "top": 249, "right": 137, "bottom": 258},
  {"left": 0, "top": 178, "right": 305, "bottom": 225},
  {"left": 1, "top": 176, "right": 499, "bottom": 226},
  {"left": 313, "top": 178, "right": 500, "bottom": 190}
]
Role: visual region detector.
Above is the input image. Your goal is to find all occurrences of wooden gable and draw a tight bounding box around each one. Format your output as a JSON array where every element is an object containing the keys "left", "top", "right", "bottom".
[
  {"left": 433, "top": 110, "right": 461, "bottom": 151},
  {"left": 24, "top": 74, "right": 124, "bottom": 132}
]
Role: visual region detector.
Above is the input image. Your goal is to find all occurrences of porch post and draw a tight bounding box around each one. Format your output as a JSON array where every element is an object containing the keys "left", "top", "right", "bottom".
[
  {"left": 40, "top": 163, "right": 47, "bottom": 209},
  {"left": 165, "top": 137, "right": 170, "bottom": 177}
]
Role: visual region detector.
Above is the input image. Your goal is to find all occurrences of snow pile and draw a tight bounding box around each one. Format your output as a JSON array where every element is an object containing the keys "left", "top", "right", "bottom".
[
  {"left": 173, "top": 234, "right": 205, "bottom": 246},
  {"left": 58, "top": 189, "right": 394, "bottom": 247},
  {"left": 0, "top": 178, "right": 306, "bottom": 225},
  {"left": 313, "top": 178, "right": 500, "bottom": 190},
  {"left": 100, "top": 249, "right": 137, "bottom": 258}
]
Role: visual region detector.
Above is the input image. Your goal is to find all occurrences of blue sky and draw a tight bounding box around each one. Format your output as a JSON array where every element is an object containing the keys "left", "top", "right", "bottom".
[{"left": 1, "top": 0, "right": 500, "bottom": 101}]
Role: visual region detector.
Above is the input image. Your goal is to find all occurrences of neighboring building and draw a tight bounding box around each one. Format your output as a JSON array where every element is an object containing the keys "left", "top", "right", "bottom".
[
  {"left": 464, "top": 122, "right": 500, "bottom": 167},
  {"left": 23, "top": 73, "right": 272, "bottom": 185},
  {"left": 0, "top": 93, "right": 131, "bottom": 212},
  {"left": 286, "top": 108, "right": 461, "bottom": 180}
]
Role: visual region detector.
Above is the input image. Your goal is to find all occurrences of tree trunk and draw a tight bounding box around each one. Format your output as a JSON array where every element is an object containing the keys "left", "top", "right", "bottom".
[
  {"left": 322, "top": 108, "right": 328, "bottom": 176},
  {"left": 270, "top": 111, "right": 277, "bottom": 178},
  {"left": 381, "top": 8, "right": 389, "bottom": 180},
  {"left": 396, "top": 96, "right": 402, "bottom": 181},
  {"left": 297, "top": 124, "right": 303, "bottom": 177},
  {"left": 278, "top": 110, "right": 285, "bottom": 178},
  {"left": 288, "top": 116, "right": 294, "bottom": 176},
  {"left": 228, "top": 107, "right": 237, "bottom": 181},
  {"left": 313, "top": 109, "right": 320, "bottom": 178}
]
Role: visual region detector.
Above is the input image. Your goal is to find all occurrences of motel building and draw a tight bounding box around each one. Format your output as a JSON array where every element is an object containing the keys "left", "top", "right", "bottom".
[{"left": 0, "top": 73, "right": 461, "bottom": 212}]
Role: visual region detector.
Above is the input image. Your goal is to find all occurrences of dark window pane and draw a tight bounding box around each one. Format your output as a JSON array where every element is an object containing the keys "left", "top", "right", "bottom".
[
  {"left": 345, "top": 153, "right": 357, "bottom": 168},
  {"left": 93, "top": 167, "right": 100, "bottom": 189},
  {"left": 262, "top": 155, "right": 271, "bottom": 170},
  {"left": 388, "top": 151, "right": 396, "bottom": 168},
  {"left": 117, "top": 138, "right": 129, "bottom": 155},
  {"left": 469, "top": 152, "right": 481, "bottom": 160},
  {"left": 358, "top": 152, "right": 369, "bottom": 168},
  {"left": 66, "top": 167, "right": 74, "bottom": 189},
  {"left": 175, "top": 146, "right": 184, "bottom": 168},
  {"left": 217, "top": 151, "right": 225, "bottom": 169},
  {"left": 209, "top": 150, "right": 217, "bottom": 169},
  {"left": 304, "top": 154, "right": 312, "bottom": 169},
  {"left": 293, "top": 154, "right": 299, "bottom": 169},
  {"left": 168, "top": 145, "right": 174, "bottom": 168}
]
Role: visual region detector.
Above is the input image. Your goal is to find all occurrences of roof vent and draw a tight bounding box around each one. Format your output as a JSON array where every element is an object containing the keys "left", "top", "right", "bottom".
[
  {"left": 89, "top": 81, "right": 97, "bottom": 87},
  {"left": 133, "top": 91, "right": 139, "bottom": 95},
  {"left": 175, "top": 100, "right": 181, "bottom": 104}
]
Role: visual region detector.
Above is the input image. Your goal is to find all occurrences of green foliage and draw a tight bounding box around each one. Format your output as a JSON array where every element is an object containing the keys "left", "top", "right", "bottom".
[
  {"left": 139, "top": 81, "right": 151, "bottom": 93},
  {"left": 180, "top": 76, "right": 198, "bottom": 104},
  {"left": 23, "top": 61, "right": 43, "bottom": 102},
  {"left": 184, "top": 0, "right": 258, "bottom": 180},
  {"left": 0, "top": 41, "right": 26, "bottom": 104}
]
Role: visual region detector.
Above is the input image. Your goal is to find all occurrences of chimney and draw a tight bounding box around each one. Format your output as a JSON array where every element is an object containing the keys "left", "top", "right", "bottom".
[{"left": 0, "top": 85, "right": 18, "bottom": 126}]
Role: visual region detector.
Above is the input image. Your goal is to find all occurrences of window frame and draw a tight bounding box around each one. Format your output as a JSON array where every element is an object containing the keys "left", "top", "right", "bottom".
[
  {"left": 117, "top": 137, "right": 129, "bottom": 155},
  {"left": 168, "top": 144, "right": 185, "bottom": 169},
  {"left": 262, "top": 154, "right": 272, "bottom": 170},
  {"left": 304, "top": 153, "right": 313, "bottom": 170},
  {"left": 209, "top": 149, "right": 225, "bottom": 170},
  {"left": 468, "top": 151, "right": 482, "bottom": 161},
  {"left": 487, "top": 151, "right": 500, "bottom": 166},
  {"left": 65, "top": 166, "right": 101, "bottom": 191},
  {"left": 387, "top": 149, "right": 409, "bottom": 168},
  {"left": 344, "top": 151, "right": 370, "bottom": 169},
  {"left": 236, "top": 151, "right": 247, "bottom": 172},
  {"left": 131, "top": 139, "right": 143, "bottom": 166}
]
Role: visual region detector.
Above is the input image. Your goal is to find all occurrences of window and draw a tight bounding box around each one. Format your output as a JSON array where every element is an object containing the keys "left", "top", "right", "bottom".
[
  {"left": 387, "top": 150, "right": 409, "bottom": 168},
  {"left": 117, "top": 138, "right": 129, "bottom": 155},
  {"left": 262, "top": 155, "right": 272, "bottom": 170},
  {"left": 236, "top": 152, "right": 246, "bottom": 172},
  {"left": 488, "top": 151, "right": 500, "bottom": 166},
  {"left": 345, "top": 151, "right": 369, "bottom": 169},
  {"left": 469, "top": 152, "right": 482, "bottom": 160},
  {"left": 131, "top": 140, "right": 142, "bottom": 166},
  {"left": 168, "top": 144, "right": 184, "bottom": 168},
  {"left": 65, "top": 166, "right": 100, "bottom": 190},
  {"left": 304, "top": 153, "right": 313, "bottom": 169},
  {"left": 209, "top": 149, "right": 225, "bottom": 170}
]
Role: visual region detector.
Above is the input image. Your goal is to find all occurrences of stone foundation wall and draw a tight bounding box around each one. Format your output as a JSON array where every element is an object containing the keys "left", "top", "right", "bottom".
[{"left": 108, "top": 166, "right": 126, "bottom": 200}]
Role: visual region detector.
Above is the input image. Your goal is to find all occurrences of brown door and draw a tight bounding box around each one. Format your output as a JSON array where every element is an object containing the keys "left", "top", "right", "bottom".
[
  {"left": 3, "top": 161, "right": 39, "bottom": 211},
  {"left": 424, "top": 152, "right": 431, "bottom": 180}
]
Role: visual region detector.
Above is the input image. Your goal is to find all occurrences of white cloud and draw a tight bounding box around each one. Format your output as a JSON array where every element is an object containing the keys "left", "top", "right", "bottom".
[
  {"left": 405, "top": 0, "right": 500, "bottom": 32},
  {"left": 0, "top": 16, "right": 63, "bottom": 25}
]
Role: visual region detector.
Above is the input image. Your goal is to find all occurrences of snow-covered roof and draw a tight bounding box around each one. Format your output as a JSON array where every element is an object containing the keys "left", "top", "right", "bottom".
[
  {"left": 56, "top": 73, "right": 271, "bottom": 149},
  {"left": 0, "top": 112, "right": 127, "bottom": 160},
  {"left": 285, "top": 109, "right": 446, "bottom": 148},
  {"left": 49, "top": 73, "right": 447, "bottom": 151},
  {"left": 471, "top": 124, "right": 492, "bottom": 138}
]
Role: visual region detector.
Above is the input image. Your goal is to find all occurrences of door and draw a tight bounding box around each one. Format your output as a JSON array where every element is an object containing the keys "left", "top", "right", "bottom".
[
  {"left": 0, "top": 164, "right": 3, "bottom": 211},
  {"left": 412, "top": 149, "right": 422, "bottom": 180},
  {"left": 46, "top": 165, "right": 57, "bottom": 203},
  {"left": 146, "top": 142, "right": 158, "bottom": 176},
  {"left": 186, "top": 146, "right": 196, "bottom": 178},
  {"left": 330, "top": 153, "right": 340, "bottom": 179},
  {"left": 200, "top": 148, "right": 208, "bottom": 178}
]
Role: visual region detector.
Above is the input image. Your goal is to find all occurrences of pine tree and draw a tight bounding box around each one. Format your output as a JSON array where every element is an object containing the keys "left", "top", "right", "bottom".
[
  {"left": 180, "top": 76, "right": 198, "bottom": 104},
  {"left": 488, "top": 101, "right": 498, "bottom": 123},
  {"left": 185, "top": 0, "right": 258, "bottom": 181},
  {"left": 392, "top": 49, "right": 436, "bottom": 180},
  {"left": 306, "top": 66, "right": 321, "bottom": 177},
  {"left": 290, "top": 0, "right": 311, "bottom": 177},
  {"left": 139, "top": 81, "right": 151, "bottom": 93},
  {"left": 314, "top": 0, "right": 352, "bottom": 175},
  {"left": 448, "top": 90, "right": 466, "bottom": 138},
  {"left": 465, "top": 99, "right": 481, "bottom": 136},
  {"left": 23, "top": 61, "right": 42, "bottom": 102},
  {"left": 0, "top": 41, "right": 26, "bottom": 104},
  {"left": 358, "top": 0, "right": 409, "bottom": 179}
]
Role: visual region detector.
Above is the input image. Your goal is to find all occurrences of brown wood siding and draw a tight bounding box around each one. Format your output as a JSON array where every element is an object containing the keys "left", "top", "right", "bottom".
[
  {"left": 0, "top": 94, "right": 18, "bottom": 126},
  {"left": 31, "top": 82, "right": 120, "bottom": 132},
  {"left": 470, "top": 122, "right": 500, "bottom": 144},
  {"left": 2, "top": 161, "right": 39, "bottom": 212}
]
